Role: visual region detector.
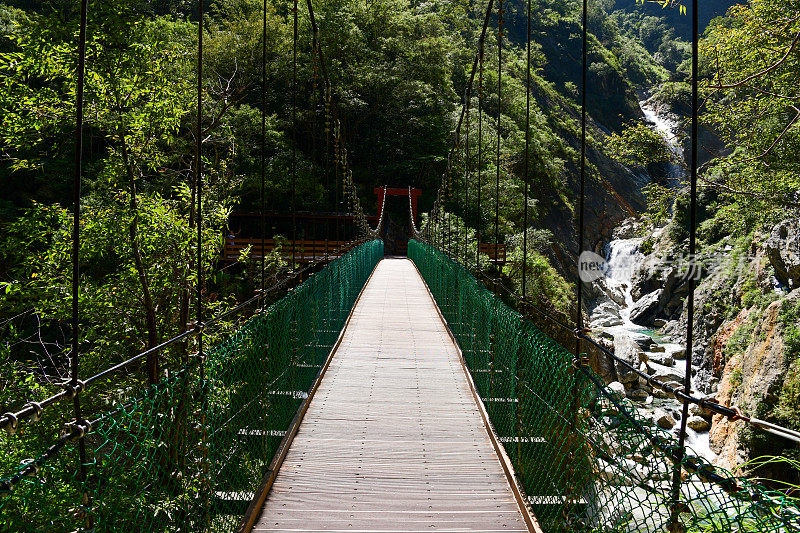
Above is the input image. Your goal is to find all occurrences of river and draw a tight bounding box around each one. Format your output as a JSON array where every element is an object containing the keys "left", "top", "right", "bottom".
[{"left": 587, "top": 97, "right": 716, "bottom": 462}]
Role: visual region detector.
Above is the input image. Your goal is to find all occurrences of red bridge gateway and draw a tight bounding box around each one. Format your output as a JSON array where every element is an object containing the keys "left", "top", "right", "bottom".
[{"left": 220, "top": 187, "right": 505, "bottom": 264}]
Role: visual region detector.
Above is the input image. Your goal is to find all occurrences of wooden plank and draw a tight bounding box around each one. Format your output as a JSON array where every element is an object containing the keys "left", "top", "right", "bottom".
[
  {"left": 238, "top": 250, "right": 381, "bottom": 533},
  {"left": 251, "top": 258, "right": 532, "bottom": 532}
]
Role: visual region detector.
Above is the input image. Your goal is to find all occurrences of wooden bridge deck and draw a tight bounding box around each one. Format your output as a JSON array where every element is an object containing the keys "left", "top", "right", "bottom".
[{"left": 252, "top": 258, "right": 531, "bottom": 532}]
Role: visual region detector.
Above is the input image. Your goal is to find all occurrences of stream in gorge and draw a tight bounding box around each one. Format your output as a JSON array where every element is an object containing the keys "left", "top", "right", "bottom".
[{"left": 586, "top": 97, "right": 717, "bottom": 462}]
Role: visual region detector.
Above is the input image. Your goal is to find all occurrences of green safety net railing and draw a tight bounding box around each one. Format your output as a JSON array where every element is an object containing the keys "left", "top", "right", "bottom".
[
  {"left": 408, "top": 239, "right": 800, "bottom": 533},
  {"left": 0, "top": 238, "right": 383, "bottom": 532}
]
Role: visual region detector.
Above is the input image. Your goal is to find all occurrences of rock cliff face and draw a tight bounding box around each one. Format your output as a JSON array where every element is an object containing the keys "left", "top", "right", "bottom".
[
  {"left": 710, "top": 292, "right": 800, "bottom": 483},
  {"left": 765, "top": 219, "right": 800, "bottom": 289},
  {"left": 622, "top": 219, "right": 800, "bottom": 478}
]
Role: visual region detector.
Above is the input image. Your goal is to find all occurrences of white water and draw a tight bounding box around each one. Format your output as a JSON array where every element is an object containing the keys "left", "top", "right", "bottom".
[
  {"left": 593, "top": 233, "right": 718, "bottom": 463},
  {"left": 639, "top": 99, "right": 686, "bottom": 186},
  {"left": 604, "top": 238, "right": 645, "bottom": 331}
]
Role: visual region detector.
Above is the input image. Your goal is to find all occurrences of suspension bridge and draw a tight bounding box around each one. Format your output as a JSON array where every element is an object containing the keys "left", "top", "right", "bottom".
[
  {"left": 2, "top": 0, "right": 800, "bottom": 529},
  {"left": 4, "top": 234, "right": 800, "bottom": 532}
]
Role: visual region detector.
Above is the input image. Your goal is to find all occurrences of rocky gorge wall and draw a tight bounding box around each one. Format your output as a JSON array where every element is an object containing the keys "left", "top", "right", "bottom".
[{"left": 590, "top": 216, "right": 800, "bottom": 482}]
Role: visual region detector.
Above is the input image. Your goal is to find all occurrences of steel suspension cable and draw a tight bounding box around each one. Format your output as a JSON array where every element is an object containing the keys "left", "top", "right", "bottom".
[
  {"left": 406, "top": 235, "right": 800, "bottom": 450},
  {"left": 1, "top": 0, "right": 381, "bottom": 439},
  {"left": 449, "top": 146, "right": 454, "bottom": 254},
  {"left": 495, "top": 0, "right": 503, "bottom": 269},
  {"left": 291, "top": 0, "right": 298, "bottom": 270},
  {"left": 455, "top": 136, "right": 459, "bottom": 260},
  {"left": 196, "top": 0, "right": 204, "bottom": 358},
  {"left": 466, "top": 260, "right": 800, "bottom": 444},
  {"left": 576, "top": 0, "right": 587, "bottom": 357},
  {"left": 477, "top": 45, "right": 484, "bottom": 271},
  {"left": 670, "top": 0, "right": 700, "bottom": 527},
  {"left": 195, "top": 2, "right": 208, "bottom": 512},
  {"left": 335, "top": 116, "right": 340, "bottom": 241},
  {"left": 71, "top": 0, "right": 90, "bottom": 519},
  {"left": 0, "top": 236, "right": 370, "bottom": 436},
  {"left": 260, "top": 0, "right": 268, "bottom": 292},
  {"left": 464, "top": 94, "right": 471, "bottom": 265},
  {"left": 522, "top": 0, "right": 531, "bottom": 297},
  {"left": 303, "top": 0, "right": 375, "bottom": 239},
  {"left": 420, "top": 0, "right": 495, "bottom": 249}
]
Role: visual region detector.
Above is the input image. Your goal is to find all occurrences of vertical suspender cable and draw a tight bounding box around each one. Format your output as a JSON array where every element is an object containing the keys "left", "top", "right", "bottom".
[
  {"left": 325, "top": 86, "right": 331, "bottom": 240},
  {"left": 303, "top": 0, "right": 335, "bottom": 241},
  {"left": 335, "top": 119, "right": 340, "bottom": 243},
  {"left": 260, "top": 0, "right": 267, "bottom": 292},
  {"left": 447, "top": 0, "right": 501, "bottom": 261},
  {"left": 291, "top": 0, "right": 298, "bottom": 270},
  {"left": 464, "top": 96, "right": 470, "bottom": 265},
  {"left": 447, "top": 153, "right": 452, "bottom": 255},
  {"left": 196, "top": 0, "right": 204, "bottom": 354},
  {"left": 476, "top": 45, "right": 484, "bottom": 271},
  {"left": 311, "top": 44, "right": 319, "bottom": 244},
  {"left": 522, "top": 0, "right": 531, "bottom": 298},
  {"left": 576, "top": 0, "right": 587, "bottom": 356},
  {"left": 453, "top": 135, "right": 458, "bottom": 256},
  {"left": 495, "top": 0, "right": 503, "bottom": 269},
  {"left": 456, "top": 135, "right": 461, "bottom": 260},
  {"left": 670, "top": 0, "right": 699, "bottom": 527},
  {"left": 71, "top": 0, "right": 90, "bottom": 518},
  {"left": 448, "top": 142, "right": 455, "bottom": 256},
  {"left": 195, "top": 6, "right": 208, "bottom": 519}
]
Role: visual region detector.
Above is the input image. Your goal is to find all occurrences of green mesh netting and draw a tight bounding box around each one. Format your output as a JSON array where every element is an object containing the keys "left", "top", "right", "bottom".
[
  {"left": 408, "top": 238, "right": 800, "bottom": 533},
  {"left": 0, "top": 239, "right": 383, "bottom": 532}
]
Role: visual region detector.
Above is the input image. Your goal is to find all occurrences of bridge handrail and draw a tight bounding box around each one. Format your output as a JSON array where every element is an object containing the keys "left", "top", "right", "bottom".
[
  {"left": 1, "top": 239, "right": 384, "bottom": 532},
  {"left": 408, "top": 238, "right": 800, "bottom": 533},
  {"left": 0, "top": 238, "right": 370, "bottom": 435}
]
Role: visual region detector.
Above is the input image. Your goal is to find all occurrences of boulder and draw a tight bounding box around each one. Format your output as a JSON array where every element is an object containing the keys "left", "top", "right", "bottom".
[
  {"left": 599, "top": 279, "right": 627, "bottom": 307},
  {"left": 627, "top": 388, "right": 650, "bottom": 401},
  {"left": 606, "top": 381, "right": 626, "bottom": 397},
  {"left": 689, "top": 402, "right": 712, "bottom": 419},
  {"left": 651, "top": 366, "right": 684, "bottom": 384},
  {"left": 652, "top": 388, "right": 670, "bottom": 399},
  {"left": 687, "top": 416, "right": 711, "bottom": 432},
  {"left": 649, "top": 353, "right": 675, "bottom": 367},
  {"left": 653, "top": 318, "right": 668, "bottom": 328},
  {"left": 595, "top": 316, "right": 624, "bottom": 328},
  {"left": 765, "top": 219, "right": 800, "bottom": 288},
  {"left": 590, "top": 301, "right": 623, "bottom": 328},
  {"left": 629, "top": 289, "right": 664, "bottom": 325},
  {"left": 619, "top": 369, "right": 640, "bottom": 384},
  {"left": 631, "top": 255, "right": 664, "bottom": 301},
  {"left": 628, "top": 331, "right": 656, "bottom": 350},
  {"left": 613, "top": 332, "right": 648, "bottom": 382},
  {"left": 612, "top": 217, "right": 646, "bottom": 240},
  {"left": 638, "top": 362, "right": 652, "bottom": 388},
  {"left": 654, "top": 409, "right": 676, "bottom": 429},
  {"left": 649, "top": 344, "right": 666, "bottom": 353}
]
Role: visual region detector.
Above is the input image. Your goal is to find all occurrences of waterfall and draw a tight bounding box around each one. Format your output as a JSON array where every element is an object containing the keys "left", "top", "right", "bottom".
[
  {"left": 591, "top": 230, "right": 718, "bottom": 463},
  {"left": 640, "top": 98, "right": 685, "bottom": 187}
]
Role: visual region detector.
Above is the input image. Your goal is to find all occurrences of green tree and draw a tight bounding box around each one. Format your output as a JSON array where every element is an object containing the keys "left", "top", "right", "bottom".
[
  {"left": 0, "top": 4, "right": 236, "bottom": 386},
  {"left": 700, "top": 0, "right": 800, "bottom": 224}
]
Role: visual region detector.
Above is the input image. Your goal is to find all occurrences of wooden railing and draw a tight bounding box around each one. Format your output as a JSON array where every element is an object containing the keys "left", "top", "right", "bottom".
[
  {"left": 479, "top": 243, "right": 506, "bottom": 263},
  {"left": 221, "top": 238, "right": 352, "bottom": 263},
  {"left": 222, "top": 238, "right": 506, "bottom": 263}
]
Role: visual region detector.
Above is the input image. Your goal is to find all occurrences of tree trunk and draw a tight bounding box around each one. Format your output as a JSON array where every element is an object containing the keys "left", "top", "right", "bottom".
[{"left": 120, "top": 134, "right": 159, "bottom": 383}]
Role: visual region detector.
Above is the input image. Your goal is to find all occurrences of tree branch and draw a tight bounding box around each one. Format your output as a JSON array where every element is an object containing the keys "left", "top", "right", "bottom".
[{"left": 709, "top": 30, "right": 800, "bottom": 90}]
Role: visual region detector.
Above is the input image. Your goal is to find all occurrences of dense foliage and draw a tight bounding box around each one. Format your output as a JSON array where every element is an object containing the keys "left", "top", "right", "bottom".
[
  {"left": 2, "top": 0, "right": 798, "bottom": 510},
  {"left": 0, "top": 0, "right": 676, "bottom": 410}
]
